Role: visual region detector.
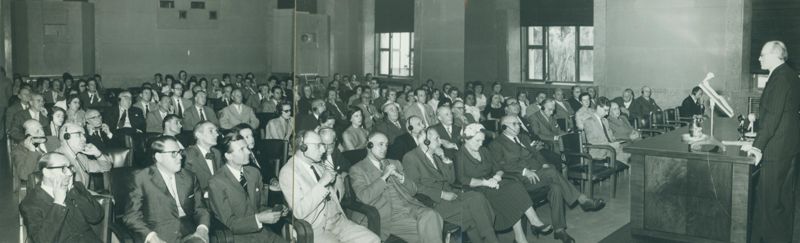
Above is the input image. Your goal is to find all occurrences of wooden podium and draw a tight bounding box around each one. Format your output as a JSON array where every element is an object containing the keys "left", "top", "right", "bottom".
[{"left": 624, "top": 118, "right": 756, "bottom": 243}]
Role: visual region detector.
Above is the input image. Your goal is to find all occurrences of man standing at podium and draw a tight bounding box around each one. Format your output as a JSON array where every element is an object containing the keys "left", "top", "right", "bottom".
[{"left": 746, "top": 40, "right": 800, "bottom": 243}]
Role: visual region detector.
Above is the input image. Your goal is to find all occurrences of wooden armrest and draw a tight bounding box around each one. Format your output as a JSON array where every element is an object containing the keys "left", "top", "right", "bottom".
[
  {"left": 562, "top": 151, "right": 594, "bottom": 160},
  {"left": 290, "top": 217, "right": 314, "bottom": 243}
]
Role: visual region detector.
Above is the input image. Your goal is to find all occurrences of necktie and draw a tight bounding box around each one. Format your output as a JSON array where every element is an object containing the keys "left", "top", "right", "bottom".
[
  {"left": 445, "top": 126, "right": 451, "bottom": 137},
  {"left": 311, "top": 165, "right": 321, "bottom": 181},
  {"left": 118, "top": 109, "right": 128, "bottom": 128},
  {"left": 599, "top": 117, "right": 612, "bottom": 142},
  {"left": 514, "top": 137, "right": 525, "bottom": 147},
  {"left": 205, "top": 152, "right": 214, "bottom": 160},
  {"left": 176, "top": 99, "right": 183, "bottom": 116},
  {"left": 239, "top": 171, "right": 249, "bottom": 196},
  {"left": 90, "top": 94, "right": 95, "bottom": 104},
  {"left": 393, "top": 121, "right": 401, "bottom": 129},
  {"left": 284, "top": 119, "right": 291, "bottom": 138},
  {"left": 143, "top": 103, "right": 148, "bottom": 115},
  {"left": 205, "top": 152, "right": 215, "bottom": 174},
  {"left": 199, "top": 108, "right": 206, "bottom": 121}
]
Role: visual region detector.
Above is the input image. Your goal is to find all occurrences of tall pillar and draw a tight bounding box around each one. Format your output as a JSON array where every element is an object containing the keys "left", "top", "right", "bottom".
[{"left": 414, "top": 0, "right": 465, "bottom": 86}]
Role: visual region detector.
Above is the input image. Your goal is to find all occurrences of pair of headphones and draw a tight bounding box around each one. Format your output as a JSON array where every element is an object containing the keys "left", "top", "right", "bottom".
[
  {"left": 367, "top": 141, "right": 374, "bottom": 149},
  {"left": 296, "top": 130, "right": 309, "bottom": 152},
  {"left": 421, "top": 127, "right": 432, "bottom": 146},
  {"left": 406, "top": 116, "right": 418, "bottom": 132},
  {"left": 63, "top": 128, "right": 74, "bottom": 140}
]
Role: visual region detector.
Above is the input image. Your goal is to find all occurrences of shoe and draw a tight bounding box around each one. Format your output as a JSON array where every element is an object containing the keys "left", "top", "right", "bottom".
[
  {"left": 530, "top": 223, "right": 553, "bottom": 237},
  {"left": 554, "top": 230, "right": 575, "bottom": 243},
  {"left": 580, "top": 198, "right": 606, "bottom": 211}
]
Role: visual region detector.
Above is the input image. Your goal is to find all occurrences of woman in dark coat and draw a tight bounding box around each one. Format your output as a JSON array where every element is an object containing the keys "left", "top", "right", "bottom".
[{"left": 455, "top": 123, "right": 552, "bottom": 243}]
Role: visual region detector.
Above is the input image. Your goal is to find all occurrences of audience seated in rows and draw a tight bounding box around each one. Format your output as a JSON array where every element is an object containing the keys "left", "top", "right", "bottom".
[{"left": 581, "top": 98, "right": 631, "bottom": 165}]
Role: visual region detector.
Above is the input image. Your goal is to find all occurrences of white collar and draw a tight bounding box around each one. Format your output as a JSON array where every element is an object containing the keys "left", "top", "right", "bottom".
[
  {"left": 197, "top": 145, "right": 210, "bottom": 157},
  {"left": 225, "top": 164, "right": 243, "bottom": 182}
]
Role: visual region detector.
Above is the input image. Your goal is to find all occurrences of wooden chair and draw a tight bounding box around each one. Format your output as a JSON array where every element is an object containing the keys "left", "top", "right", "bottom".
[
  {"left": 560, "top": 132, "right": 625, "bottom": 198},
  {"left": 648, "top": 111, "right": 681, "bottom": 132},
  {"left": 664, "top": 108, "right": 690, "bottom": 127}
]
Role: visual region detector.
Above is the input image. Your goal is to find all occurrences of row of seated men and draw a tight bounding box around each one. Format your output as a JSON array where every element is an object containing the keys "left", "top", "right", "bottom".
[{"left": 19, "top": 121, "right": 291, "bottom": 243}]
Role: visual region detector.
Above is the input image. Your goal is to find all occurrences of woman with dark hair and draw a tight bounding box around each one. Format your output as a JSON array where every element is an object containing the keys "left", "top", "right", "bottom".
[
  {"left": 49, "top": 107, "right": 67, "bottom": 136},
  {"left": 341, "top": 107, "right": 368, "bottom": 151},
  {"left": 428, "top": 89, "right": 442, "bottom": 109},
  {"left": 264, "top": 102, "right": 294, "bottom": 140},
  {"left": 456, "top": 123, "right": 552, "bottom": 243},
  {"left": 483, "top": 94, "right": 506, "bottom": 120},
  {"left": 64, "top": 95, "right": 86, "bottom": 125},
  {"left": 347, "top": 85, "right": 364, "bottom": 106},
  {"left": 76, "top": 80, "right": 88, "bottom": 94}
]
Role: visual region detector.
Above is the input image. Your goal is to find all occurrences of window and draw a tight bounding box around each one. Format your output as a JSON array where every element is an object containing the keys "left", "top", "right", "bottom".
[
  {"left": 178, "top": 10, "right": 187, "bottom": 19},
  {"left": 159, "top": 0, "right": 175, "bottom": 8},
  {"left": 524, "top": 26, "right": 593, "bottom": 82},
  {"left": 209, "top": 11, "right": 218, "bottom": 20},
  {"left": 191, "top": 1, "right": 206, "bottom": 9},
  {"left": 376, "top": 32, "right": 414, "bottom": 77}
]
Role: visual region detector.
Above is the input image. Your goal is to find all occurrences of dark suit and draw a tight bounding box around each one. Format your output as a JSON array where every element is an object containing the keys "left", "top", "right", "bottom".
[
  {"left": 388, "top": 133, "right": 417, "bottom": 161},
  {"left": 371, "top": 118, "right": 406, "bottom": 145},
  {"left": 213, "top": 98, "right": 233, "bottom": 112},
  {"left": 86, "top": 127, "right": 115, "bottom": 152},
  {"left": 44, "top": 90, "right": 65, "bottom": 104},
  {"left": 349, "top": 157, "right": 443, "bottom": 242},
  {"left": 679, "top": 96, "right": 704, "bottom": 117},
  {"left": 630, "top": 96, "right": 661, "bottom": 120},
  {"left": 528, "top": 110, "right": 567, "bottom": 154},
  {"left": 104, "top": 106, "right": 146, "bottom": 131},
  {"left": 9, "top": 108, "right": 51, "bottom": 142},
  {"left": 402, "top": 148, "right": 497, "bottom": 243},
  {"left": 184, "top": 145, "right": 223, "bottom": 190},
  {"left": 123, "top": 167, "right": 210, "bottom": 242},
  {"left": 488, "top": 133, "right": 582, "bottom": 230},
  {"left": 751, "top": 63, "right": 800, "bottom": 243},
  {"left": 4, "top": 102, "right": 26, "bottom": 133},
  {"left": 207, "top": 166, "right": 286, "bottom": 243},
  {"left": 295, "top": 113, "right": 320, "bottom": 132},
  {"left": 79, "top": 91, "right": 108, "bottom": 109},
  {"left": 20, "top": 182, "right": 103, "bottom": 243},
  {"left": 326, "top": 100, "right": 348, "bottom": 122},
  {"left": 11, "top": 144, "right": 43, "bottom": 182},
  {"left": 431, "top": 123, "right": 461, "bottom": 146},
  {"left": 568, "top": 97, "right": 582, "bottom": 112}
]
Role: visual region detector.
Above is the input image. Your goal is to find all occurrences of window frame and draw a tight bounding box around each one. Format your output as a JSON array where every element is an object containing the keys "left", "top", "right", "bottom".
[
  {"left": 523, "top": 26, "right": 594, "bottom": 84},
  {"left": 375, "top": 32, "right": 415, "bottom": 79}
]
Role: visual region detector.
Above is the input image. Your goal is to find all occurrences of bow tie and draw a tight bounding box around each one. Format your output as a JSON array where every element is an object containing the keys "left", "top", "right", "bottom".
[{"left": 205, "top": 152, "right": 213, "bottom": 160}]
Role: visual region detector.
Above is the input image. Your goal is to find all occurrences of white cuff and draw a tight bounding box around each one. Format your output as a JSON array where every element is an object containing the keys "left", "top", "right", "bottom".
[
  {"left": 255, "top": 215, "right": 263, "bottom": 229},
  {"left": 145, "top": 232, "right": 157, "bottom": 243}
]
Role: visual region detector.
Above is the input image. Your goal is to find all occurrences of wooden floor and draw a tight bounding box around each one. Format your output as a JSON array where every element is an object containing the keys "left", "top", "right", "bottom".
[{"left": 0, "top": 140, "right": 632, "bottom": 243}]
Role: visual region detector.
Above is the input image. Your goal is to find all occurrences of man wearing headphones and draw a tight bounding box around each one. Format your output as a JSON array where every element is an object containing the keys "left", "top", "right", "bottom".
[
  {"left": 12, "top": 120, "right": 49, "bottom": 188},
  {"left": 279, "top": 130, "right": 380, "bottom": 243},
  {"left": 54, "top": 122, "right": 113, "bottom": 191},
  {"left": 388, "top": 116, "right": 426, "bottom": 161},
  {"left": 402, "top": 128, "right": 498, "bottom": 243},
  {"left": 20, "top": 152, "right": 104, "bottom": 243},
  {"left": 350, "top": 132, "right": 444, "bottom": 243}
]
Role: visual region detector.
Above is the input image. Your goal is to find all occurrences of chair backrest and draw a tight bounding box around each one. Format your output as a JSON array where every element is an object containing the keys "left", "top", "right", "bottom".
[
  {"left": 260, "top": 139, "right": 289, "bottom": 178},
  {"left": 560, "top": 132, "right": 585, "bottom": 165},
  {"left": 108, "top": 167, "right": 136, "bottom": 220},
  {"left": 664, "top": 108, "right": 678, "bottom": 122},
  {"left": 649, "top": 111, "right": 666, "bottom": 126},
  {"left": 480, "top": 120, "right": 499, "bottom": 132},
  {"left": 255, "top": 112, "right": 280, "bottom": 130},
  {"left": 341, "top": 149, "right": 368, "bottom": 167}
]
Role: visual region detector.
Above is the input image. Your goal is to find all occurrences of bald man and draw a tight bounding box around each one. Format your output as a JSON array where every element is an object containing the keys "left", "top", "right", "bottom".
[
  {"left": 54, "top": 123, "right": 114, "bottom": 191},
  {"left": 12, "top": 120, "right": 49, "bottom": 185},
  {"left": 184, "top": 121, "right": 223, "bottom": 190},
  {"left": 350, "top": 132, "right": 443, "bottom": 242},
  {"left": 747, "top": 40, "right": 800, "bottom": 243},
  {"left": 630, "top": 86, "right": 661, "bottom": 121},
  {"left": 280, "top": 131, "right": 380, "bottom": 243}
]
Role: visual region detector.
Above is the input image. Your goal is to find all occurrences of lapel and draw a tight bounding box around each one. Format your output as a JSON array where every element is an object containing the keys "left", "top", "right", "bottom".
[
  {"left": 190, "top": 146, "right": 213, "bottom": 176},
  {"left": 221, "top": 166, "right": 254, "bottom": 205},
  {"left": 148, "top": 167, "right": 179, "bottom": 217},
  {"left": 175, "top": 170, "right": 192, "bottom": 208},
  {"left": 414, "top": 149, "right": 443, "bottom": 177}
]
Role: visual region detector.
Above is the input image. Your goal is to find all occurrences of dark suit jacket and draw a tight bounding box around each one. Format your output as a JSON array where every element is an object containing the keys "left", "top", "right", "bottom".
[
  {"left": 182, "top": 105, "right": 220, "bottom": 131},
  {"left": 630, "top": 96, "right": 661, "bottom": 120},
  {"left": 431, "top": 123, "right": 462, "bottom": 145},
  {"left": 79, "top": 91, "right": 108, "bottom": 109},
  {"left": 213, "top": 98, "right": 233, "bottom": 112},
  {"left": 487, "top": 133, "right": 547, "bottom": 172},
  {"left": 208, "top": 166, "right": 276, "bottom": 243},
  {"left": 20, "top": 182, "right": 103, "bottom": 243},
  {"left": 9, "top": 108, "right": 51, "bottom": 142},
  {"left": 326, "top": 100, "right": 348, "bottom": 121},
  {"left": 44, "top": 90, "right": 65, "bottom": 104},
  {"left": 568, "top": 97, "right": 582, "bottom": 112},
  {"left": 371, "top": 118, "right": 406, "bottom": 145},
  {"left": 679, "top": 96, "right": 704, "bottom": 117},
  {"left": 753, "top": 63, "right": 800, "bottom": 162},
  {"left": 4, "top": 102, "right": 25, "bottom": 132},
  {"left": 553, "top": 100, "right": 574, "bottom": 120},
  {"left": 86, "top": 127, "right": 114, "bottom": 152},
  {"left": 402, "top": 147, "right": 457, "bottom": 204},
  {"left": 123, "top": 167, "right": 210, "bottom": 242},
  {"left": 388, "top": 133, "right": 417, "bottom": 161},
  {"left": 104, "top": 106, "right": 146, "bottom": 131},
  {"left": 295, "top": 113, "right": 320, "bottom": 132},
  {"left": 11, "top": 144, "right": 43, "bottom": 181},
  {"left": 184, "top": 145, "right": 224, "bottom": 190}
]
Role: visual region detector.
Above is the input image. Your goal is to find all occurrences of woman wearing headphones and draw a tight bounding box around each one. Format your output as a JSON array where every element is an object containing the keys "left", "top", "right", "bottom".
[{"left": 342, "top": 107, "right": 369, "bottom": 151}]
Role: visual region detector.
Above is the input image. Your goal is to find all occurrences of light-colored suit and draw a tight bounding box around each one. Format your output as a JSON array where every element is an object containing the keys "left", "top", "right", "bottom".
[
  {"left": 349, "top": 158, "right": 443, "bottom": 242},
  {"left": 145, "top": 109, "right": 169, "bottom": 133},
  {"left": 279, "top": 157, "right": 380, "bottom": 243},
  {"left": 403, "top": 102, "right": 436, "bottom": 127},
  {"left": 133, "top": 101, "right": 158, "bottom": 118},
  {"left": 54, "top": 145, "right": 113, "bottom": 188},
  {"left": 582, "top": 115, "right": 630, "bottom": 164},
  {"left": 265, "top": 117, "right": 293, "bottom": 140},
  {"left": 183, "top": 105, "right": 220, "bottom": 131},
  {"left": 219, "top": 104, "right": 260, "bottom": 130}
]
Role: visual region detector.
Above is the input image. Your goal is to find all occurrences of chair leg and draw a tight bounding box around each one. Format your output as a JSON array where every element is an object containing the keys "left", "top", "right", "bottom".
[{"left": 611, "top": 173, "right": 618, "bottom": 199}]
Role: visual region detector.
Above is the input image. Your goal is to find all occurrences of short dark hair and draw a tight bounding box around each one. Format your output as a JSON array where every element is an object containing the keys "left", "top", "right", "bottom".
[
  {"left": 579, "top": 92, "right": 591, "bottom": 101},
  {"left": 162, "top": 114, "right": 181, "bottom": 130},
  {"left": 595, "top": 97, "right": 611, "bottom": 108},
  {"left": 691, "top": 86, "right": 702, "bottom": 95}
]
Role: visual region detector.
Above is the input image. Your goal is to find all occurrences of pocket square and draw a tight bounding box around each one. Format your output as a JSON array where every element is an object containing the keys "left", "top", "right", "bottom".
[{"left": 188, "top": 194, "right": 195, "bottom": 198}]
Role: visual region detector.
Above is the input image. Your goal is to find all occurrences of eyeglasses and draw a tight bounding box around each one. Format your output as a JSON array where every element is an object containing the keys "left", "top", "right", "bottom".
[
  {"left": 46, "top": 164, "right": 75, "bottom": 173},
  {"left": 158, "top": 149, "right": 185, "bottom": 158},
  {"left": 86, "top": 115, "right": 101, "bottom": 120},
  {"left": 282, "top": 109, "right": 292, "bottom": 113}
]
